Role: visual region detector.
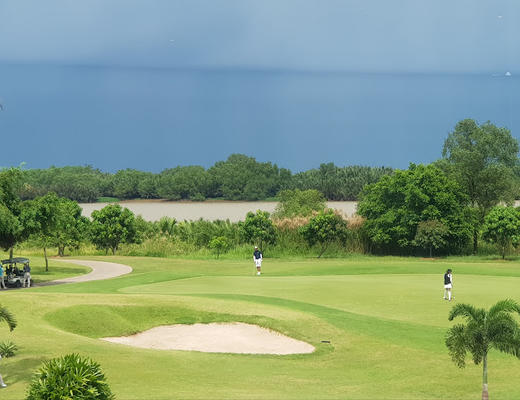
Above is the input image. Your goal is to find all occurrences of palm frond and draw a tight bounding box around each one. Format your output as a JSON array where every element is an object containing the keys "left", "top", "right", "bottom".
[
  {"left": 0, "top": 305, "right": 17, "bottom": 331},
  {"left": 487, "top": 313, "right": 519, "bottom": 338},
  {"left": 445, "top": 324, "right": 468, "bottom": 368},
  {"left": 448, "top": 303, "right": 485, "bottom": 323},
  {"left": 488, "top": 299, "right": 520, "bottom": 318},
  {"left": 492, "top": 335, "right": 520, "bottom": 358}
]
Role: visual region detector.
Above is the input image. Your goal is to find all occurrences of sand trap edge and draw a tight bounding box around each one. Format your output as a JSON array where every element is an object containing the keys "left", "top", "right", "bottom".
[{"left": 101, "top": 322, "right": 315, "bottom": 355}]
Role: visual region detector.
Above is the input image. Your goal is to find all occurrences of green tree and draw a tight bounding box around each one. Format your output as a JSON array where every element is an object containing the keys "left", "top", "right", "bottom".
[
  {"left": 300, "top": 209, "right": 348, "bottom": 258},
  {"left": 274, "top": 189, "right": 326, "bottom": 218},
  {"left": 0, "top": 168, "right": 23, "bottom": 214},
  {"left": 446, "top": 299, "right": 520, "bottom": 400},
  {"left": 112, "top": 169, "right": 149, "bottom": 200},
  {"left": 20, "top": 194, "right": 60, "bottom": 271},
  {"left": 0, "top": 168, "right": 25, "bottom": 258},
  {"left": 209, "top": 236, "right": 231, "bottom": 258},
  {"left": 51, "top": 198, "right": 89, "bottom": 257},
  {"left": 290, "top": 164, "right": 393, "bottom": 200},
  {"left": 441, "top": 119, "right": 520, "bottom": 253},
  {"left": 90, "top": 204, "right": 140, "bottom": 254},
  {"left": 414, "top": 220, "right": 449, "bottom": 257},
  {"left": 137, "top": 173, "right": 159, "bottom": 199},
  {"left": 21, "top": 166, "right": 107, "bottom": 202},
  {"left": 239, "top": 210, "right": 276, "bottom": 251},
  {"left": 157, "top": 166, "right": 212, "bottom": 201},
  {"left": 22, "top": 194, "right": 89, "bottom": 266},
  {"left": 0, "top": 205, "right": 22, "bottom": 255},
  {"left": 481, "top": 206, "right": 520, "bottom": 259},
  {"left": 26, "top": 353, "right": 114, "bottom": 400},
  {"left": 209, "top": 154, "right": 289, "bottom": 200},
  {"left": 358, "top": 164, "right": 472, "bottom": 254}
]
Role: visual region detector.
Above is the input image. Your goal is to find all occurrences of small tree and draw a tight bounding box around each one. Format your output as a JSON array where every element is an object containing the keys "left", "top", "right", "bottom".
[
  {"left": 26, "top": 353, "right": 114, "bottom": 400},
  {"left": 239, "top": 210, "right": 276, "bottom": 252},
  {"left": 414, "top": 220, "right": 449, "bottom": 257},
  {"left": 274, "top": 189, "right": 326, "bottom": 218},
  {"left": 52, "top": 199, "right": 89, "bottom": 257},
  {"left": 481, "top": 206, "right": 520, "bottom": 259},
  {"left": 446, "top": 299, "right": 520, "bottom": 400},
  {"left": 209, "top": 236, "right": 230, "bottom": 259},
  {"left": 300, "top": 209, "right": 348, "bottom": 258},
  {"left": 90, "top": 204, "right": 140, "bottom": 255},
  {"left": 20, "top": 194, "right": 60, "bottom": 271}
]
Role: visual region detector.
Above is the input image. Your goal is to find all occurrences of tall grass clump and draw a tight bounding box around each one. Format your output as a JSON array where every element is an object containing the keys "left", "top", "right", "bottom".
[
  {"left": 26, "top": 353, "right": 114, "bottom": 400},
  {"left": 0, "top": 341, "right": 18, "bottom": 358},
  {"left": 345, "top": 215, "right": 369, "bottom": 254}
]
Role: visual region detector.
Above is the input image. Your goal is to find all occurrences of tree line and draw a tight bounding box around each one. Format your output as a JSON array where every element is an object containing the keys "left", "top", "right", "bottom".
[
  {"left": 19, "top": 154, "right": 392, "bottom": 202},
  {"left": 2, "top": 118, "right": 520, "bottom": 260}
]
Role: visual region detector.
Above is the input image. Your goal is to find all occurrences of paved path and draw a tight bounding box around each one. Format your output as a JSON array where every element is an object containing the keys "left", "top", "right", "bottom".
[{"left": 41, "top": 259, "right": 133, "bottom": 286}]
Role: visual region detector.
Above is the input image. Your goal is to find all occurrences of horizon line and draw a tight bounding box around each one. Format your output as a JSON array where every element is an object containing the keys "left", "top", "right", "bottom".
[{"left": 0, "top": 60, "right": 516, "bottom": 78}]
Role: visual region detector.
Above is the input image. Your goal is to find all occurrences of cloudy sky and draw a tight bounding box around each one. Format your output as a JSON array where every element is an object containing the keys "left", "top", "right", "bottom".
[
  {"left": 0, "top": 1, "right": 518, "bottom": 171},
  {"left": 1, "top": 0, "right": 517, "bottom": 72}
]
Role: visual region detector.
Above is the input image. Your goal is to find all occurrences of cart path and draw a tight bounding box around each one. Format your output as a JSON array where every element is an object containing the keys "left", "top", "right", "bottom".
[{"left": 40, "top": 259, "right": 133, "bottom": 286}]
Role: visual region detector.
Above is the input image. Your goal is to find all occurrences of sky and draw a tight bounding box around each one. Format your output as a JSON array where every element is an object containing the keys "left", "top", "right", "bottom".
[{"left": 0, "top": 0, "right": 519, "bottom": 172}]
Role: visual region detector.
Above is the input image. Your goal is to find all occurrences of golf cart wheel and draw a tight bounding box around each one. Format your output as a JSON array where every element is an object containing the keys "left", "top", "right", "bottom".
[{"left": 16, "top": 281, "right": 21, "bottom": 288}]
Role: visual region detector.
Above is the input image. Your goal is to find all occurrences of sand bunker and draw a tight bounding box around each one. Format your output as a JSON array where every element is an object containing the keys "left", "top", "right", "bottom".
[{"left": 101, "top": 322, "right": 315, "bottom": 355}]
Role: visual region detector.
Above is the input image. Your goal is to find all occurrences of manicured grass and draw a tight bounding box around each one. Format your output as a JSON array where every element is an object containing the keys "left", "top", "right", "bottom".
[{"left": 1, "top": 256, "right": 520, "bottom": 399}]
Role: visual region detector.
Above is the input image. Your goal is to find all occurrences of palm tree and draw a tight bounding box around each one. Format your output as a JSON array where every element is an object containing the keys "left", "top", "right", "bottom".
[
  {"left": 0, "top": 305, "right": 16, "bottom": 388},
  {"left": 445, "top": 299, "right": 520, "bottom": 400},
  {"left": 0, "top": 305, "right": 16, "bottom": 331}
]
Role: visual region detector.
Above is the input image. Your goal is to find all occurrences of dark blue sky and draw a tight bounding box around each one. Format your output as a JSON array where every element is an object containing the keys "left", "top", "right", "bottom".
[{"left": 0, "top": 1, "right": 518, "bottom": 172}]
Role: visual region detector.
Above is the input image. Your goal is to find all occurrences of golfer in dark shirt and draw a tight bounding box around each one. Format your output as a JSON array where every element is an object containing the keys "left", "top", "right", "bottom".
[
  {"left": 253, "top": 246, "right": 262, "bottom": 275},
  {"left": 443, "top": 269, "right": 453, "bottom": 301}
]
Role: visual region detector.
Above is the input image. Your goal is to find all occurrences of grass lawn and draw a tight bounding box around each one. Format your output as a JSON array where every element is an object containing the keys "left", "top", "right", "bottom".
[{"left": 1, "top": 255, "right": 520, "bottom": 399}]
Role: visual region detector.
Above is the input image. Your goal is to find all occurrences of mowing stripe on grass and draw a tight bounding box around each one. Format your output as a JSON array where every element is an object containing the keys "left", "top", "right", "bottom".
[{"left": 188, "top": 293, "right": 446, "bottom": 352}]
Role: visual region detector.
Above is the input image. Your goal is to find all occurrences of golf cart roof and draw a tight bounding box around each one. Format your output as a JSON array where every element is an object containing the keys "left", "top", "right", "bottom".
[{"left": 1, "top": 257, "right": 30, "bottom": 264}]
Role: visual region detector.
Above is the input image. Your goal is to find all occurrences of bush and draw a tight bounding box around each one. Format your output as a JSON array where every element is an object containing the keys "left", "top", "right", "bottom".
[
  {"left": 0, "top": 341, "right": 18, "bottom": 358},
  {"left": 273, "top": 189, "right": 326, "bottom": 218},
  {"left": 209, "top": 236, "right": 231, "bottom": 258},
  {"left": 26, "top": 353, "right": 114, "bottom": 400}
]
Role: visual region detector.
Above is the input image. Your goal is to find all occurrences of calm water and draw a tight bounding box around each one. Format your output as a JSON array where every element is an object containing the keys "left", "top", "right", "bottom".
[
  {"left": 79, "top": 201, "right": 358, "bottom": 222},
  {"left": 80, "top": 200, "right": 520, "bottom": 222},
  {"left": 1, "top": 65, "right": 518, "bottom": 172}
]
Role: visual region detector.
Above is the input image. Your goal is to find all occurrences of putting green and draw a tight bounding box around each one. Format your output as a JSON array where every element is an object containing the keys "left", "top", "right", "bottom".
[
  {"left": 122, "top": 274, "right": 520, "bottom": 327},
  {"left": 1, "top": 256, "right": 520, "bottom": 399}
]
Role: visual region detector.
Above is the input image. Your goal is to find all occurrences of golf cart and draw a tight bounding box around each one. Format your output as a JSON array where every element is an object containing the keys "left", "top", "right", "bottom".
[{"left": 2, "top": 257, "right": 30, "bottom": 288}]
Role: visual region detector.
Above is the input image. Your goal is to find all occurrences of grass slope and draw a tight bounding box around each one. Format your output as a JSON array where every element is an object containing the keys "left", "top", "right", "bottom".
[{"left": 0, "top": 256, "right": 519, "bottom": 399}]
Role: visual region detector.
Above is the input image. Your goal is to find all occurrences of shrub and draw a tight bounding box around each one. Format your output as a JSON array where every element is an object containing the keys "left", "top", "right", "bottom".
[
  {"left": 300, "top": 209, "right": 349, "bottom": 258},
  {"left": 273, "top": 189, "right": 326, "bottom": 218},
  {"left": 209, "top": 236, "right": 231, "bottom": 258},
  {"left": 26, "top": 353, "right": 114, "bottom": 400},
  {"left": 0, "top": 341, "right": 18, "bottom": 358}
]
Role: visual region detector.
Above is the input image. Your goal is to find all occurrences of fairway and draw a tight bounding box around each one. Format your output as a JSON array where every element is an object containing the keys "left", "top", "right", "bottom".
[{"left": 1, "top": 256, "right": 520, "bottom": 399}]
